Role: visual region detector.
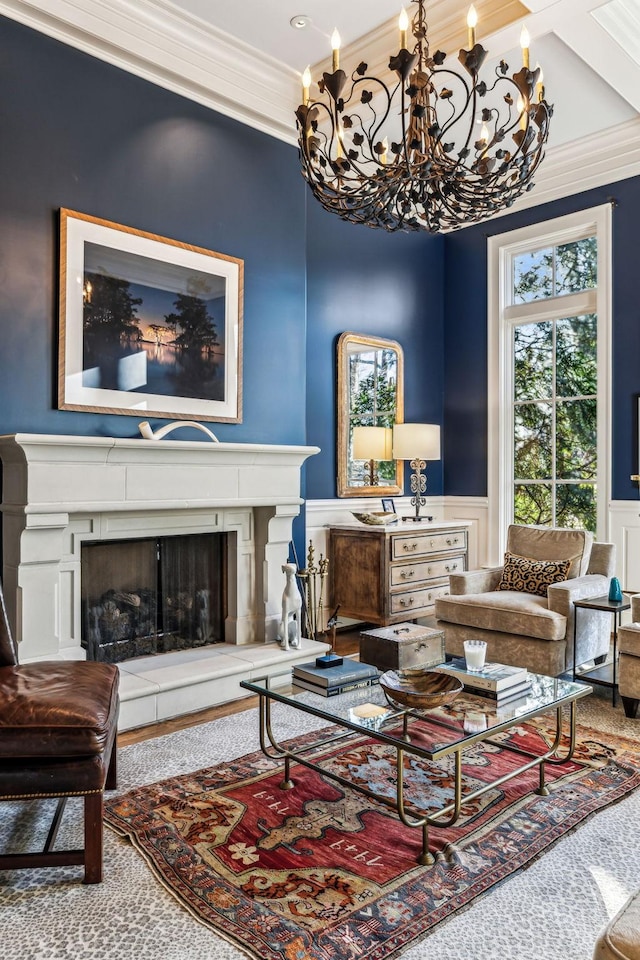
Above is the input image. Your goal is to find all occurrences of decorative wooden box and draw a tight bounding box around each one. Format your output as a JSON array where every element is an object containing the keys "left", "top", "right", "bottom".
[{"left": 359, "top": 622, "right": 445, "bottom": 672}]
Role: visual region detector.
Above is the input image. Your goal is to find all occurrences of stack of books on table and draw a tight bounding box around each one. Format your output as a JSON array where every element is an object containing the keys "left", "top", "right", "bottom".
[
  {"left": 292, "top": 659, "right": 379, "bottom": 697},
  {"left": 436, "top": 658, "right": 531, "bottom": 704}
]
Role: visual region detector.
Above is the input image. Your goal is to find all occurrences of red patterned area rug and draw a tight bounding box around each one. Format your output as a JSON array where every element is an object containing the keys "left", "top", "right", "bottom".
[{"left": 105, "top": 712, "right": 640, "bottom": 960}]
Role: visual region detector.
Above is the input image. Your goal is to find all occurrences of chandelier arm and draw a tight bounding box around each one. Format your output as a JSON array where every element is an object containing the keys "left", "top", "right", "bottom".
[{"left": 347, "top": 77, "right": 399, "bottom": 148}]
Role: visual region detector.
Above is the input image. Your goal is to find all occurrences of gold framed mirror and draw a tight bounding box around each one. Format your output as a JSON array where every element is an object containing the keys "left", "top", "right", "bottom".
[{"left": 337, "top": 332, "right": 404, "bottom": 498}]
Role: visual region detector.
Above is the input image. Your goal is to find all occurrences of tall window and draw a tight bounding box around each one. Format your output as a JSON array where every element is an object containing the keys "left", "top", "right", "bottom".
[{"left": 488, "top": 207, "right": 611, "bottom": 561}]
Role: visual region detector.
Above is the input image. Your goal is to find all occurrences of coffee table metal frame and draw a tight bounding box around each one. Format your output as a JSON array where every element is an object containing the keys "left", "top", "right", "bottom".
[{"left": 240, "top": 674, "right": 591, "bottom": 865}]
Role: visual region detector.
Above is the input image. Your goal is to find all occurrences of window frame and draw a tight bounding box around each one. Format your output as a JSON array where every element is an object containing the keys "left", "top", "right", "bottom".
[{"left": 487, "top": 205, "right": 612, "bottom": 563}]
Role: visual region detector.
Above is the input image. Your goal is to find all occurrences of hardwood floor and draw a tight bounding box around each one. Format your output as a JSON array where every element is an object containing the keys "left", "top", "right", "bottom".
[{"left": 118, "top": 628, "right": 362, "bottom": 747}]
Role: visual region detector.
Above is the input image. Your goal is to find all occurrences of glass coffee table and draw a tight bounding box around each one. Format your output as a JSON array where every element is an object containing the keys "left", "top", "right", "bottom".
[{"left": 240, "top": 672, "right": 591, "bottom": 865}]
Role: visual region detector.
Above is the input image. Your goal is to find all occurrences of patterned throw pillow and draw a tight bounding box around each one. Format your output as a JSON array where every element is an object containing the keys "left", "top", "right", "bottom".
[{"left": 496, "top": 551, "right": 572, "bottom": 597}]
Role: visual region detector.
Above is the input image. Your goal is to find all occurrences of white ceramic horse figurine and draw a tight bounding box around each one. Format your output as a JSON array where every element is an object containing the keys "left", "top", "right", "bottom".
[{"left": 279, "top": 562, "right": 302, "bottom": 650}]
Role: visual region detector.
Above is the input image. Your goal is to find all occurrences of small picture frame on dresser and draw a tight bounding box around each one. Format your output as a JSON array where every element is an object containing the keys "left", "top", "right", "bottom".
[{"left": 381, "top": 498, "right": 396, "bottom": 513}]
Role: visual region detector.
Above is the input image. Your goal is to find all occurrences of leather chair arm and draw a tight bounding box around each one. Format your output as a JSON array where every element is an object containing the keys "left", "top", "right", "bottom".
[{"left": 449, "top": 566, "right": 503, "bottom": 595}]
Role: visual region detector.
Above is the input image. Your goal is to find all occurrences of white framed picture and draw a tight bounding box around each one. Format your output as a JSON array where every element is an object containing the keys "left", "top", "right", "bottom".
[{"left": 58, "top": 209, "right": 244, "bottom": 422}]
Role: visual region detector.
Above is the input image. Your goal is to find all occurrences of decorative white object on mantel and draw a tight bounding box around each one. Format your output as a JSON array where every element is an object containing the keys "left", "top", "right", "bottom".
[{"left": 138, "top": 420, "right": 219, "bottom": 442}]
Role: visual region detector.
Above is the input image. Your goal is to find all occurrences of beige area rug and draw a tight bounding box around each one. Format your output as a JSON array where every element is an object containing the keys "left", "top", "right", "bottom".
[{"left": 1, "top": 687, "right": 639, "bottom": 960}]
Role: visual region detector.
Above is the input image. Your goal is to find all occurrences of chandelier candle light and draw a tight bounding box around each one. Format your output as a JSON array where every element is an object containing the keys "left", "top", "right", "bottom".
[
  {"left": 393, "top": 422, "right": 441, "bottom": 521},
  {"left": 295, "top": 1, "right": 552, "bottom": 233}
]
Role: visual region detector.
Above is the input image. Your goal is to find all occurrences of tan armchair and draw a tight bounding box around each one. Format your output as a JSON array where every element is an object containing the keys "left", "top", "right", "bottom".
[
  {"left": 618, "top": 594, "right": 640, "bottom": 718},
  {"left": 435, "top": 525, "right": 616, "bottom": 677}
]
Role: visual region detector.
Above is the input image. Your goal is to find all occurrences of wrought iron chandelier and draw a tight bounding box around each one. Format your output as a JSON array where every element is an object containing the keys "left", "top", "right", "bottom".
[{"left": 295, "top": 1, "right": 552, "bottom": 233}]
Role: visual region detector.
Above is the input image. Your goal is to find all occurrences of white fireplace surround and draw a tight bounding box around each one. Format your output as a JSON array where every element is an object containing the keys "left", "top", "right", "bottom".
[{"left": 0, "top": 433, "right": 327, "bottom": 729}]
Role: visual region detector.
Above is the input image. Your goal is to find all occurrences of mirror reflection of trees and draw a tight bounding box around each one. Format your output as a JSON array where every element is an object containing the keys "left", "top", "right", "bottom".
[
  {"left": 511, "top": 235, "right": 598, "bottom": 533},
  {"left": 348, "top": 348, "right": 397, "bottom": 486},
  {"left": 337, "top": 333, "right": 404, "bottom": 498}
]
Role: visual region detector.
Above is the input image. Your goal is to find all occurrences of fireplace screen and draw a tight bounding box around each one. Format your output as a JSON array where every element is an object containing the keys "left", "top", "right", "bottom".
[{"left": 82, "top": 533, "right": 226, "bottom": 662}]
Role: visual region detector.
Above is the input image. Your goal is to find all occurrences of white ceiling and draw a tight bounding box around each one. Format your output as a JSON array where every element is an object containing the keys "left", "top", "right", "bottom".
[
  {"left": 1, "top": 0, "right": 640, "bottom": 216},
  {"left": 172, "top": 0, "right": 406, "bottom": 70}
]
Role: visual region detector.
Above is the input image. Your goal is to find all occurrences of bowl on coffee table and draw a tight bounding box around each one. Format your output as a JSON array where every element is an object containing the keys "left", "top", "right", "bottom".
[{"left": 379, "top": 667, "right": 464, "bottom": 710}]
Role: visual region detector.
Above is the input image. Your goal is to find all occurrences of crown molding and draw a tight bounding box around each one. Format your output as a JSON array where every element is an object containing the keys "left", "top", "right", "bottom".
[
  {"left": 488, "top": 116, "right": 640, "bottom": 223},
  {"left": 0, "top": 0, "right": 301, "bottom": 144}
]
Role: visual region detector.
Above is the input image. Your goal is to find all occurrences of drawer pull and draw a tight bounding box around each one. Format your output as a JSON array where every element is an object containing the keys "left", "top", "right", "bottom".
[
  {"left": 417, "top": 641, "right": 426, "bottom": 651},
  {"left": 445, "top": 563, "right": 458, "bottom": 572},
  {"left": 403, "top": 542, "right": 418, "bottom": 552},
  {"left": 400, "top": 569, "right": 415, "bottom": 579},
  {"left": 446, "top": 537, "right": 459, "bottom": 546},
  {"left": 399, "top": 597, "right": 415, "bottom": 607}
]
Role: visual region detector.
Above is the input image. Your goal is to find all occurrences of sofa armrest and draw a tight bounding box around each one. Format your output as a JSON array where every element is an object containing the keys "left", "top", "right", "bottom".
[
  {"left": 449, "top": 566, "right": 503, "bottom": 595},
  {"left": 631, "top": 594, "right": 640, "bottom": 622},
  {"left": 547, "top": 574, "right": 610, "bottom": 669},
  {"left": 547, "top": 574, "right": 609, "bottom": 611}
]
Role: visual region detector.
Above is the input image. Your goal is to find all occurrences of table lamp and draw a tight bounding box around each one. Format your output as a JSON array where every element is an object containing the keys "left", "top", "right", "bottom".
[
  {"left": 392, "top": 423, "right": 441, "bottom": 522},
  {"left": 352, "top": 426, "right": 393, "bottom": 486}
]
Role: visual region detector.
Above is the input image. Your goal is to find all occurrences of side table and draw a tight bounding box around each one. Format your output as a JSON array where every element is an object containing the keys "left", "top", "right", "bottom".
[{"left": 572, "top": 594, "right": 631, "bottom": 707}]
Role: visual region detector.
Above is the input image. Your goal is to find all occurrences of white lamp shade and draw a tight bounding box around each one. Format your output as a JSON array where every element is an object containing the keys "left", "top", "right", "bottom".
[
  {"left": 392, "top": 423, "right": 441, "bottom": 460},
  {"left": 352, "top": 426, "right": 393, "bottom": 461}
]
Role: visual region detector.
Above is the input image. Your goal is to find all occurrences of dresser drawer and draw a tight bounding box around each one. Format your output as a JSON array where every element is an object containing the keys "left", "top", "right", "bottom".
[
  {"left": 390, "top": 561, "right": 432, "bottom": 587},
  {"left": 391, "top": 530, "right": 467, "bottom": 560},
  {"left": 391, "top": 554, "right": 465, "bottom": 584},
  {"left": 390, "top": 581, "right": 451, "bottom": 615}
]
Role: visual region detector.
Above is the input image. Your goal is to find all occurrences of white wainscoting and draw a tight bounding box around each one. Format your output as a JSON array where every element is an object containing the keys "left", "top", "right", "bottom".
[
  {"left": 442, "top": 496, "right": 489, "bottom": 571},
  {"left": 609, "top": 499, "right": 640, "bottom": 595}
]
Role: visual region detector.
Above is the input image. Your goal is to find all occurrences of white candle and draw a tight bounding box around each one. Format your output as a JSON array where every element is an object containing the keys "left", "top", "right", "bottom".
[
  {"left": 331, "top": 28, "right": 341, "bottom": 71},
  {"left": 464, "top": 640, "right": 487, "bottom": 672},
  {"left": 467, "top": 5, "right": 477, "bottom": 48},
  {"left": 520, "top": 24, "right": 530, "bottom": 69}
]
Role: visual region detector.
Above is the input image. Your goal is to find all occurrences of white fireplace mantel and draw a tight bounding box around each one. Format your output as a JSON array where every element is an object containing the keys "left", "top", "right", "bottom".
[{"left": 0, "top": 433, "right": 320, "bottom": 664}]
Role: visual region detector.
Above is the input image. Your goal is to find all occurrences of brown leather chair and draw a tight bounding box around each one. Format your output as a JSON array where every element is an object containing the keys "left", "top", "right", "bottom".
[{"left": 0, "top": 584, "right": 119, "bottom": 883}]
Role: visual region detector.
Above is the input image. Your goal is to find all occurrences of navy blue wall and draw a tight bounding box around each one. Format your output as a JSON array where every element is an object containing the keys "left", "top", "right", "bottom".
[
  {"left": 0, "top": 16, "right": 307, "bottom": 445},
  {"left": 305, "top": 202, "right": 445, "bottom": 500},
  {"left": 443, "top": 178, "right": 640, "bottom": 501}
]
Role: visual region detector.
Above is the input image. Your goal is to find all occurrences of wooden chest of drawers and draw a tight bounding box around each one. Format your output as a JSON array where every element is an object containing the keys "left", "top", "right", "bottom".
[{"left": 328, "top": 521, "right": 468, "bottom": 626}]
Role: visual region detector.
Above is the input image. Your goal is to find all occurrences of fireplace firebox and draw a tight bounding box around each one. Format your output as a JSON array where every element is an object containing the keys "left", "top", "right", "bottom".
[{"left": 82, "top": 533, "right": 227, "bottom": 663}]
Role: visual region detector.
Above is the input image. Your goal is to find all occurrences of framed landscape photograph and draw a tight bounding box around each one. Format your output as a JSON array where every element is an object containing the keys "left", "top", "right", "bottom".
[{"left": 59, "top": 209, "right": 244, "bottom": 422}]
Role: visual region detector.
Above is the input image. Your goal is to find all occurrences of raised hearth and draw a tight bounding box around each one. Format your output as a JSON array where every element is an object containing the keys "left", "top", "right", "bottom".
[{"left": 0, "top": 433, "right": 325, "bottom": 729}]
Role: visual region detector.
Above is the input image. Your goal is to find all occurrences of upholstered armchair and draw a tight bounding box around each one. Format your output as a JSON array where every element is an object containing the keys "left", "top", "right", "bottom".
[
  {"left": 435, "top": 525, "right": 616, "bottom": 677},
  {"left": 618, "top": 594, "right": 640, "bottom": 718},
  {"left": 0, "top": 582, "right": 119, "bottom": 883}
]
